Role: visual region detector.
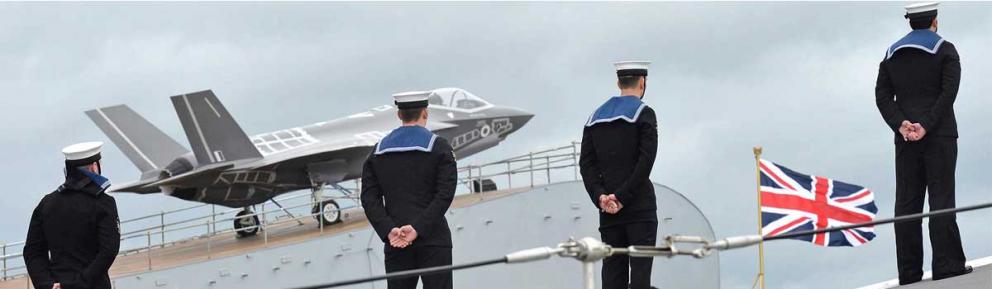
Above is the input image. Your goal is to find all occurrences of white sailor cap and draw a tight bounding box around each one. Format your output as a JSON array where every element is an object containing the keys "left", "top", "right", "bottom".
[
  {"left": 393, "top": 91, "right": 431, "bottom": 109},
  {"left": 62, "top": 141, "right": 103, "bottom": 166},
  {"left": 614, "top": 61, "right": 651, "bottom": 77},
  {"left": 905, "top": 2, "right": 938, "bottom": 19}
]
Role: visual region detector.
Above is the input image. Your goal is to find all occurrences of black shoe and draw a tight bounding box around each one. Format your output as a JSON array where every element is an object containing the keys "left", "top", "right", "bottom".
[
  {"left": 898, "top": 278, "right": 921, "bottom": 286},
  {"left": 933, "top": 265, "right": 973, "bottom": 281}
]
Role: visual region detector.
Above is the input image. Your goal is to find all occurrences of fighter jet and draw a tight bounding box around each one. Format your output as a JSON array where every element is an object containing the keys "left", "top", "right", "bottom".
[{"left": 86, "top": 88, "right": 533, "bottom": 236}]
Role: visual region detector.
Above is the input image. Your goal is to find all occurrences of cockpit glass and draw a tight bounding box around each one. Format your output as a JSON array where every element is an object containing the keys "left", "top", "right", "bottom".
[
  {"left": 428, "top": 94, "right": 445, "bottom": 105},
  {"left": 427, "top": 88, "right": 491, "bottom": 111}
]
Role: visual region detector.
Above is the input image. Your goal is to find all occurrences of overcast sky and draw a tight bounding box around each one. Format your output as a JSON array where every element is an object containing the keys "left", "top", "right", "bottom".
[{"left": 2, "top": 2, "right": 991, "bottom": 288}]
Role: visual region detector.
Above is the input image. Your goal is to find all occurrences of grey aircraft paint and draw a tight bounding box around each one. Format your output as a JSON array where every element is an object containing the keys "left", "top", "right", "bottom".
[{"left": 86, "top": 88, "right": 533, "bottom": 209}]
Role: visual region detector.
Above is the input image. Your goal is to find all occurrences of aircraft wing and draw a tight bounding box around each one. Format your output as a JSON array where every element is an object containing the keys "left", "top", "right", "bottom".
[
  {"left": 146, "top": 162, "right": 236, "bottom": 188},
  {"left": 237, "top": 140, "right": 373, "bottom": 171},
  {"left": 111, "top": 178, "right": 161, "bottom": 194},
  {"left": 238, "top": 121, "right": 457, "bottom": 171}
]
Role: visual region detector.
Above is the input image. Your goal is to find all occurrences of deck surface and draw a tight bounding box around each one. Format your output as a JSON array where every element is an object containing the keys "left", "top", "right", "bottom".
[
  {"left": 895, "top": 265, "right": 991, "bottom": 289},
  {"left": 858, "top": 256, "right": 992, "bottom": 289}
]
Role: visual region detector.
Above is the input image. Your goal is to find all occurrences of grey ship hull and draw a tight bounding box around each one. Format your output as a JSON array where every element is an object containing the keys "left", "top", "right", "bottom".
[{"left": 110, "top": 181, "right": 719, "bottom": 289}]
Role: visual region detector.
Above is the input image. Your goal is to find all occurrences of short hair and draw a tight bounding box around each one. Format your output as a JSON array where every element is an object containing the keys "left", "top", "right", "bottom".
[
  {"left": 398, "top": 107, "right": 425, "bottom": 123},
  {"left": 910, "top": 16, "right": 935, "bottom": 30},
  {"left": 618, "top": 75, "right": 644, "bottom": 89}
]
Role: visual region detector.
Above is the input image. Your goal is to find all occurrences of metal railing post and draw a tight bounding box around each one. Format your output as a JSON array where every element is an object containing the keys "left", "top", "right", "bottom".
[
  {"left": 529, "top": 152, "right": 534, "bottom": 187},
  {"left": 506, "top": 162, "right": 512, "bottom": 189},
  {"left": 467, "top": 166, "right": 474, "bottom": 193},
  {"left": 582, "top": 261, "right": 596, "bottom": 289},
  {"left": 320, "top": 200, "right": 325, "bottom": 234},
  {"left": 211, "top": 205, "right": 217, "bottom": 234},
  {"left": 146, "top": 231, "right": 152, "bottom": 270},
  {"left": 355, "top": 179, "right": 361, "bottom": 196},
  {"left": 262, "top": 203, "right": 268, "bottom": 245},
  {"left": 572, "top": 143, "right": 579, "bottom": 180},
  {"left": 159, "top": 211, "right": 165, "bottom": 248},
  {"left": 2, "top": 242, "right": 6, "bottom": 280},
  {"left": 546, "top": 155, "right": 551, "bottom": 184},
  {"left": 205, "top": 220, "right": 212, "bottom": 260}
]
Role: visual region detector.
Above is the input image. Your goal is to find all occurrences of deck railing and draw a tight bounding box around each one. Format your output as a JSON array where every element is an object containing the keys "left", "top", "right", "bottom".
[{"left": 0, "top": 142, "right": 582, "bottom": 282}]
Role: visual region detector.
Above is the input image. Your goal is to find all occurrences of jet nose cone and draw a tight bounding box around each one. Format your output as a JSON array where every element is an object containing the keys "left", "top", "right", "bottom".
[
  {"left": 512, "top": 107, "right": 535, "bottom": 122},
  {"left": 503, "top": 107, "right": 534, "bottom": 133}
]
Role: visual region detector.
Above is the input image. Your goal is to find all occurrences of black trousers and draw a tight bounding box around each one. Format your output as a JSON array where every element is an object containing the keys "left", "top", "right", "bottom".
[
  {"left": 600, "top": 221, "right": 658, "bottom": 289},
  {"left": 384, "top": 246, "right": 453, "bottom": 289},
  {"left": 894, "top": 137, "right": 966, "bottom": 284}
]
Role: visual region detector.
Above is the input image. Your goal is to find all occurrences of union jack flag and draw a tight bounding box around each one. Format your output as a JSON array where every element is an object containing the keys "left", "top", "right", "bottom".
[{"left": 759, "top": 159, "right": 878, "bottom": 247}]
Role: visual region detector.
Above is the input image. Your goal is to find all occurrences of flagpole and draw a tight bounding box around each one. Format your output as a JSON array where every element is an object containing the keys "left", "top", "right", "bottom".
[{"left": 753, "top": 146, "right": 765, "bottom": 289}]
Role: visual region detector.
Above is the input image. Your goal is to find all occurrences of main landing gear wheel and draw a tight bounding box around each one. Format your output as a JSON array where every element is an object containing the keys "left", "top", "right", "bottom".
[
  {"left": 234, "top": 210, "right": 260, "bottom": 238},
  {"left": 313, "top": 199, "right": 341, "bottom": 225}
]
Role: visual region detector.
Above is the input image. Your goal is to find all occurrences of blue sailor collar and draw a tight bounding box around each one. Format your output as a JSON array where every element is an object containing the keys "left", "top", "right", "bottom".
[
  {"left": 585, "top": 96, "right": 647, "bottom": 127},
  {"left": 79, "top": 168, "right": 112, "bottom": 192},
  {"left": 887, "top": 29, "right": 944, "bottom": 60},
  {"left": 374, "top": 125, "right": 438, "bottom": 155}
]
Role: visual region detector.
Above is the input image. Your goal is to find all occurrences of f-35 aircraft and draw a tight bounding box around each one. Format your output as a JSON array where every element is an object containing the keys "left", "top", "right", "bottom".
[{"left": 86, "top": 88, "right": 533, "bottom": 236}]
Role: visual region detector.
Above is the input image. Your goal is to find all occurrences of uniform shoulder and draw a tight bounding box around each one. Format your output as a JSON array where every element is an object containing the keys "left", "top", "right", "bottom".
[
  {"left": 40, "top": 185, "right": 69, "bottom": 200},
  {"left": 34, "top": 188, "right": 67, "bottom": 212},
  {"left": 939, "top": 40, "right": 958, "bottom": 55},
  {"left": 640, "top": 104, "right": 655, "bottom": 114},
  {"left": 368, "top": 142, "right": 381, "bottom": 157},
  {"left": 96, "top": 193, "right": 118, "bottom": 213},
  {"left": 432, "top": 136, "right": 454, "bottom": 153},
  {"left": 637, "top": 105, "right": 657, "bottom": 123},
  {"left": 37, "top": 190, "right": 58, "bottom": 205},
  {"left": 97, "top": 192, "right": 116, "bottom": 201}
]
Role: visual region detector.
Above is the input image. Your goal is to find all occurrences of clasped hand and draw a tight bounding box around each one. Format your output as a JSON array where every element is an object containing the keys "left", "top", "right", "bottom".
[
  {"left": 899, "top": 120, "right": 927, "bottom": 142},
  {"left": 599, "top": 194, "right": 623, "bottom": 214},
  {"left": 387, "top": 225, "right": 418, "bottom": 248}
]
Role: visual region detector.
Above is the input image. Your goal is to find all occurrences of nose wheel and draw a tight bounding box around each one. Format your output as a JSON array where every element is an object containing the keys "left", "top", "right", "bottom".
[
  {"left": 234, "top": 209, "right": 260, "bottom": 237},
  {"left": 313, "top": 199, "right": 341, "bottom": 225}
]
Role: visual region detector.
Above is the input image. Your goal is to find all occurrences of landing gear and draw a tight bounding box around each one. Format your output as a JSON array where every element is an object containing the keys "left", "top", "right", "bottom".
[
  {"left": 312, "top": 199, "right": 341, "bottom": 225},
  {"left": 307, "top": 175, "right": 357, "bottom": 228},
  {"left": 234, "top": 209, "right": 260, "bottom": 238},
  {"left": 309, "top": 180, "right": 345, "bottom": 226}
]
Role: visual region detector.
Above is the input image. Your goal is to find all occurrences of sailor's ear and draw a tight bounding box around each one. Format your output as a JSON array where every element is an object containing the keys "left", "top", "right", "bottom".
[{"left": 421, "top": 109, "right": 429, "bottom": 120}]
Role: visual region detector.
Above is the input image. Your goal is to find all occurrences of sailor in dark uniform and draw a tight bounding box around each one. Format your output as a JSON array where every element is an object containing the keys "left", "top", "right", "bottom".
[
  {"left": 361, "top": 91, "right": 457, "bottom": 289},
  {"left": 875, "top": 2, "right": 970, "bottom": 285},
  {"left": 580, "top": 61, "right": 659, "bottom": 289},
  {"left": 23, "top": 142, "right": 120, "bottom": 289}
]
